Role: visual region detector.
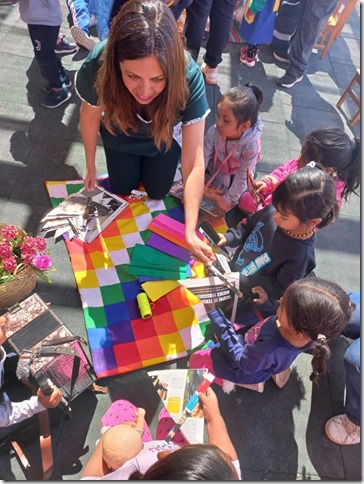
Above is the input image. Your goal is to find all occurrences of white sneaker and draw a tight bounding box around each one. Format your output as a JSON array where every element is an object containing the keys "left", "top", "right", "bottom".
[
  {"left": 325, "top": 414, "right": 360, "bottom": 445},
  {"left": 71, "top": 25, "right": 95, "bottom": 51},
  {"left": 201, "top": 62, "right": 218, "bottom": 85}
]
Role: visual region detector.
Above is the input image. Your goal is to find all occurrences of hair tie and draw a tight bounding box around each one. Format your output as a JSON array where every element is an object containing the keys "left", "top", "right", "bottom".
[
  {"left": 307, "top": 161, "right": 316, "bottom": 168},
  {"left": 317, "top": 334, "right": 326, "bottom": 343}
]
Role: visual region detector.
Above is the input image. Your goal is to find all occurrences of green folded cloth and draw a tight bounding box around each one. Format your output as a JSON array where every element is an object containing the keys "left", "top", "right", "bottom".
[{"left": 128, "top": 244, "right": 189, "bottom": 280}]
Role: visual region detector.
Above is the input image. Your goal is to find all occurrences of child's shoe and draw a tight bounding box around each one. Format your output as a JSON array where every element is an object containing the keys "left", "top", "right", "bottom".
[
  {"left": 239, "top": 51, "right": 257, "bottom": 67},
  {"left": 55, "top": 33, "right": 77, "bottom": 54},
  {"left": 44, "top": 75, "right": 72, "bottom": 93},
  {"left": 71, "top": 25, "right": 95, "bottom": 51},
  {"left": 41, "top": 87, "right": 71, "bottom": 109},
  {"left": 325, "top": 414, "right": 360, "bottom": 445},
  {"left": 201, "top": 62, "right": 218, "bottom": 85}
]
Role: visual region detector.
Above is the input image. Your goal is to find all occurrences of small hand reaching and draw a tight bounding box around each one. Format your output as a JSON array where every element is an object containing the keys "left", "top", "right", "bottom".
[{"left": 251, "top": 286, "right": 268, "bottom": 305}]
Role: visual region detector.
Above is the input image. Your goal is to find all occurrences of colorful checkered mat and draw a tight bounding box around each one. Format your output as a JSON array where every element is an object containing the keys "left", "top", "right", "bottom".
[{"left": 46, "top": 181, "right": 216, "bottom": 378}]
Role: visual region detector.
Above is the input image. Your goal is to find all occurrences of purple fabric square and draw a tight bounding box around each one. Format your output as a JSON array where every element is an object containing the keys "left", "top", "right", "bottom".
[
  {"left": 126, "top": 299, "right": 141, "bottom": 320},
  {"left": 91, "top": 346, "right": 116, "bottom": 374},
  {"left": 147, "top": 233, "right": 191, "bottom": 262},
  {"left": 108, "top": 321, "right": 135, "bottom": 344}
]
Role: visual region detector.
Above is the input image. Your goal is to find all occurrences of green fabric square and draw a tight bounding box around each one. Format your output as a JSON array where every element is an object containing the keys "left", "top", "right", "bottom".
[
  {"left": 115, "top": 264, "right": 137, "bottom": 282},
  {"left": 139, "top": 230, "right": 151, "bottom": 244},
  {"left": 198, "top": 320, "right": 213, "bottom": 341},
  {"left": 66, "top": 183, "right": 83, "bottom": 195},
  {"left": 164, "top": 196, "right": 181, "bottom": 210},
  {"left": 100, "top": 284, "right": 125, "bottom": 305},
  {"left": 50, "top": 196, "right": 66, "bottom": 208},
  {"left": 84, "top": 306, "right": 108, "bottom": 329}
]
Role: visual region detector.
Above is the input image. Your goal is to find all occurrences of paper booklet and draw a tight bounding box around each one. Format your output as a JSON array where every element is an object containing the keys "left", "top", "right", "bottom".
[
  {"left": 169, "top": 180, "right": 221, "bottom": 218},
  {"left": 41, "top": 186, "right": 129, "bottom": 243},
  {"left": 178, "top": 270, "right": 239, "bottom": 321},
  {"left": 148, "top": 369, "right": 214, "bottom": 444}
]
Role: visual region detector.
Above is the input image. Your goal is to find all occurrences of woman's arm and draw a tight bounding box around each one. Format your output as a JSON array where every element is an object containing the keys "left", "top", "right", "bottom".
[
  {"left": 181, "top": 120, "right": 215, "bottom": 264},
  {"left": 79, "top": 101, "right": 103, "bottom": 190}
]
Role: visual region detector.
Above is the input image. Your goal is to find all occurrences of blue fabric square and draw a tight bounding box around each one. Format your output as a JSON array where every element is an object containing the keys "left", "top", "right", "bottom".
[
  {"left": 105, "top": 301, "right": 130, "bottom": 325},
  {"left": 87, "top": 327, "right": 112, "bottom": 349},
  {"left": 108, "top": 321, "right": 135, "bottom": 344}
]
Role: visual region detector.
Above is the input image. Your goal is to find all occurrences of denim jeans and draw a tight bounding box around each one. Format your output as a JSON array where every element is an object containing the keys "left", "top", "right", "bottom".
[
  {"left": 287, "top": 0, "right": 339, "bottom": 77},
  {"left": 342, "top": 292, "right": 360, "bottom": 340},
  {"left": 27, "top": 24, "right": 66, "bottom": 88},
  {"left": 344, "top": 338, "right": 360, "bottom": 426},
  {"left": 67, "top": 0, "right": 91, "bottom": 34},
  {"left": 184, "top": 0, "right": 236, "bottom": 68}
]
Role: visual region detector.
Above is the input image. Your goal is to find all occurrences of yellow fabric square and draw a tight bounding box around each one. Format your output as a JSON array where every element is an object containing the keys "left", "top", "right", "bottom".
[
  {"left": 74, "top": 270, "right": 99, "bottom": 288},
  {"left": 117, "top": 217, "right": 138, "bottom": 235},
  {"left": 142, "top": 280, "right": 180, "bottom": 302},
  {"left": 89, "top": 251, "right": 114, "bottom": 269},
  {"left": 102, "top": 235, "right": 126, "bottom": 252},
  {"left": 130, "top": 202, "right": 150, "bottom": 217},
  {"left": 159, "top": 333, "right": 186, "bottom": 356},
  {"left": 142, "top": 355, "right": 167, "bottom": 367},
  {"left": 174, "top": 307, "right": 198, "bottom": 330}
]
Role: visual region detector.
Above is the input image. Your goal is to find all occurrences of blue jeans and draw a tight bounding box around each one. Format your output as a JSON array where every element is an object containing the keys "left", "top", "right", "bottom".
[
  {"left": 67, "top": 0, "right": 90, "bottom": 34},
  {"left": 286, "top": 0, "right": 339, "bottom": 77},
  {"left": 27, "top": 24, "right": 67, "bottom": 88},
  {"left": 184, "top": 0, "right": 236, "bottom": 68},
  {"left": 342, "top": 292, "right": 360, "bottom": 340},
  {"left": 344, "top": 338, "right": 360, "bottom": 426}
]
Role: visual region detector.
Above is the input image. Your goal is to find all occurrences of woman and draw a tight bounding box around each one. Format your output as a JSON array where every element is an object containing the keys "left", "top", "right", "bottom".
[{"left": 75, "top": 0, "right": 214, "bottom": 263}]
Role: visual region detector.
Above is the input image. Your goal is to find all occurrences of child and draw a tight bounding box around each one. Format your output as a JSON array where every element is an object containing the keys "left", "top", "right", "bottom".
[
  {"left": 190, "top": 277, "right": 354, "bottom": 391},
  {"left": 239, "top": 127, "right": 361, "bottom": 213},
  {"left": 218, "top": 164, "right": 338, "bottom": 324},
  {"left": 18, "top": 0, "right": 72, "bottom": 108},
  {"left": 204, "top": 84, "right": 264, "bottom": 217},
  {"left": 239, "top": 0, "right": 280, "bottom": 67},
  {"left": 101, "top": 407, "right": 145, "bottom": 471},
  {"left": 68, "top": 0, "right": 96, "bottom": 51}
]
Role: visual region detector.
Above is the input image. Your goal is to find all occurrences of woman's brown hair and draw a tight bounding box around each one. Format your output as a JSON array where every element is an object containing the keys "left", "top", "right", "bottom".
[{"left": 95, "top": 0, "right": 188, "bottom": 150}]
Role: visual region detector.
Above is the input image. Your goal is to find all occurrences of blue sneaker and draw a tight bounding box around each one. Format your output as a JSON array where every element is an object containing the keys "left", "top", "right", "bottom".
[
  {"left": 44, "top": 76, "right": 72, "bottom": 94},
  {"left": 41, "top": 87, "right": 71, "bottom": 109}
]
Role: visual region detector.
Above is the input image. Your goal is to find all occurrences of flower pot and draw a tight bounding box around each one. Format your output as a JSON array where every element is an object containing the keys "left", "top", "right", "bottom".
[{"left": 0, "top": 263, "right": 37, "bottom": 309}]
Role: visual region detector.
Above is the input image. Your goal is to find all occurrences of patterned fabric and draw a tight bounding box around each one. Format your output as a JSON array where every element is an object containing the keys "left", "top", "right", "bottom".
[{"left": 45, "top": 181, "right": 214, "bottom": 378}]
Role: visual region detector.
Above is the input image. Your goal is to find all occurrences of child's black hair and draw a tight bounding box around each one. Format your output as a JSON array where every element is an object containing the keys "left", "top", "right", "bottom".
[
  {"left": 283, "top": 278, "right": 354, "bottom": 384},
  {"left": 272, "top": 164, "right": 339, "bottom": 228},
  {"left": 218, "top": 83, "right": 263, "bottom": 128},
  {"left": 300, "top": 127, "right": 360, "bottom": 202},
  {"left": 129, "top": 444, "right": 239, "bottom": 480}
]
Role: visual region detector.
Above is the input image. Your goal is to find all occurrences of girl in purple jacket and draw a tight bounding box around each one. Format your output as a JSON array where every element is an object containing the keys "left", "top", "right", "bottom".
[{"left": 190, "top": 278, "right": 353, "bottom": 392}]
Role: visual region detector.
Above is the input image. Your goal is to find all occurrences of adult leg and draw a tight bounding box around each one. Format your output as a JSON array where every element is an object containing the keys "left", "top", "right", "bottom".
[
  {"left": 184, "top": 0, "right": 213, "bottom": 61},
  {"left": 27, "top": 24, "right": 66, "bottom": 88},
  {"left": 272, "top": 0, "right": 301, "bottom": 60},
  {"left": 103, "top": 144, "right": 142, "bottom": 195},
  {"left": 203, "top": 0, "right": 236, "bottom": 68},
  {"left": 67, "top": 0, "right": 91, "bottom": 34},
  {"left": 344, "top": 338, "right": 360, "bottom": 426},
  {"left": 285, "top": 0, "right": 339, "bottom": 78},
  {"left": 342, "top": 292, "right": 360, "bottom": 340},
  {"left": 141, "top": 140, "right": 181, "bottom": 200}
]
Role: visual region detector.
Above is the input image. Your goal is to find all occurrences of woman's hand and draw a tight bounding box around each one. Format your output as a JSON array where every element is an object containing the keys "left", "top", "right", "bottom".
[
  {"left": 83, "top": 166, "right": 97, "bottom": 190},
  {"left": 186, "top": 230, "right": 216, "bottom": 265},
  {"left": 252, "top": 286, "right": 268, "bottom": 305}
]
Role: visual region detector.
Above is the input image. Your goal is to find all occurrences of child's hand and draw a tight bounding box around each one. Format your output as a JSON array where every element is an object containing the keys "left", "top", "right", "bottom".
[
  {"left": 217, "top": 234, "right": 227, "bottom": 246},
  {"left": 199, "top": 387, "right": 220, "bottom": 423},
  {"left": 252, "top": 286, "right": 268, "bottom": 305},
  {"left": 255, "top": 181, "right": 267, "bottom": 193},
  {"left": 135, "top": 407, "right": 146, "bottom": 420}
]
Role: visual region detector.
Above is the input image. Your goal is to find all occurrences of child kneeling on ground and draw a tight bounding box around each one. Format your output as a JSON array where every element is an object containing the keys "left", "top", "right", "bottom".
[{"left": 190, "top": 278, "right": 354, "bottom": 393}]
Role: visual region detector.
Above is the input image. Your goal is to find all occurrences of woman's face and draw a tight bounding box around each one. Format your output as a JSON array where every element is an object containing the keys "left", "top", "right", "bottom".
[{"left": 120, "top": 56, "right": 167, "bottom": 105}]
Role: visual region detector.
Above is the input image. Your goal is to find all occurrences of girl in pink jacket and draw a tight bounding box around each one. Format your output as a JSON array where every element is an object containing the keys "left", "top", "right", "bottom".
[{"left": 239, "top": 127, "right": 361, "bottom": 214}]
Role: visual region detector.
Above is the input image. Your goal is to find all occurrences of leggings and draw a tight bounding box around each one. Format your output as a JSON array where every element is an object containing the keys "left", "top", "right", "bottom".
[{"left": 101, "top": 136, "right": 181, "bottom": 200}]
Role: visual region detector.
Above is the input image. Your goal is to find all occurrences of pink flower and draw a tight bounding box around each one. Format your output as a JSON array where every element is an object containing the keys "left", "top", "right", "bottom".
[
  {"left": 32, "top": 254, "right": 52, "bottom": 270},
  {"left": 3, "top": 256, "right": 17, "bottom": 273},
  {"left": 20, "top": 236, "right": 36, "bottom": 251},
  {"left": 0, "top": 242, "right": 12, "bottom": 259},
  {"left": 22, "top": 251, "right": 36, "bottom": 264},
  {"left": 1, "top": 225, "right": 18, "bottom": 241},
  {"left": 34, "top": 236, "right": 47, "bottom": 252}
]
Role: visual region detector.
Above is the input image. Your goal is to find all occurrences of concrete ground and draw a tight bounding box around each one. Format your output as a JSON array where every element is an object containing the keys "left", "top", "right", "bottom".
[{"left": 0, "top": 1, "right": 360, "bottom": 480}]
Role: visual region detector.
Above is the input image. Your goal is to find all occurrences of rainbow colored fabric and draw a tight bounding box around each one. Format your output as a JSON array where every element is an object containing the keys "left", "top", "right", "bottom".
[{"left": 45, "top": 181, "right": 213, "bottom": 378}]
